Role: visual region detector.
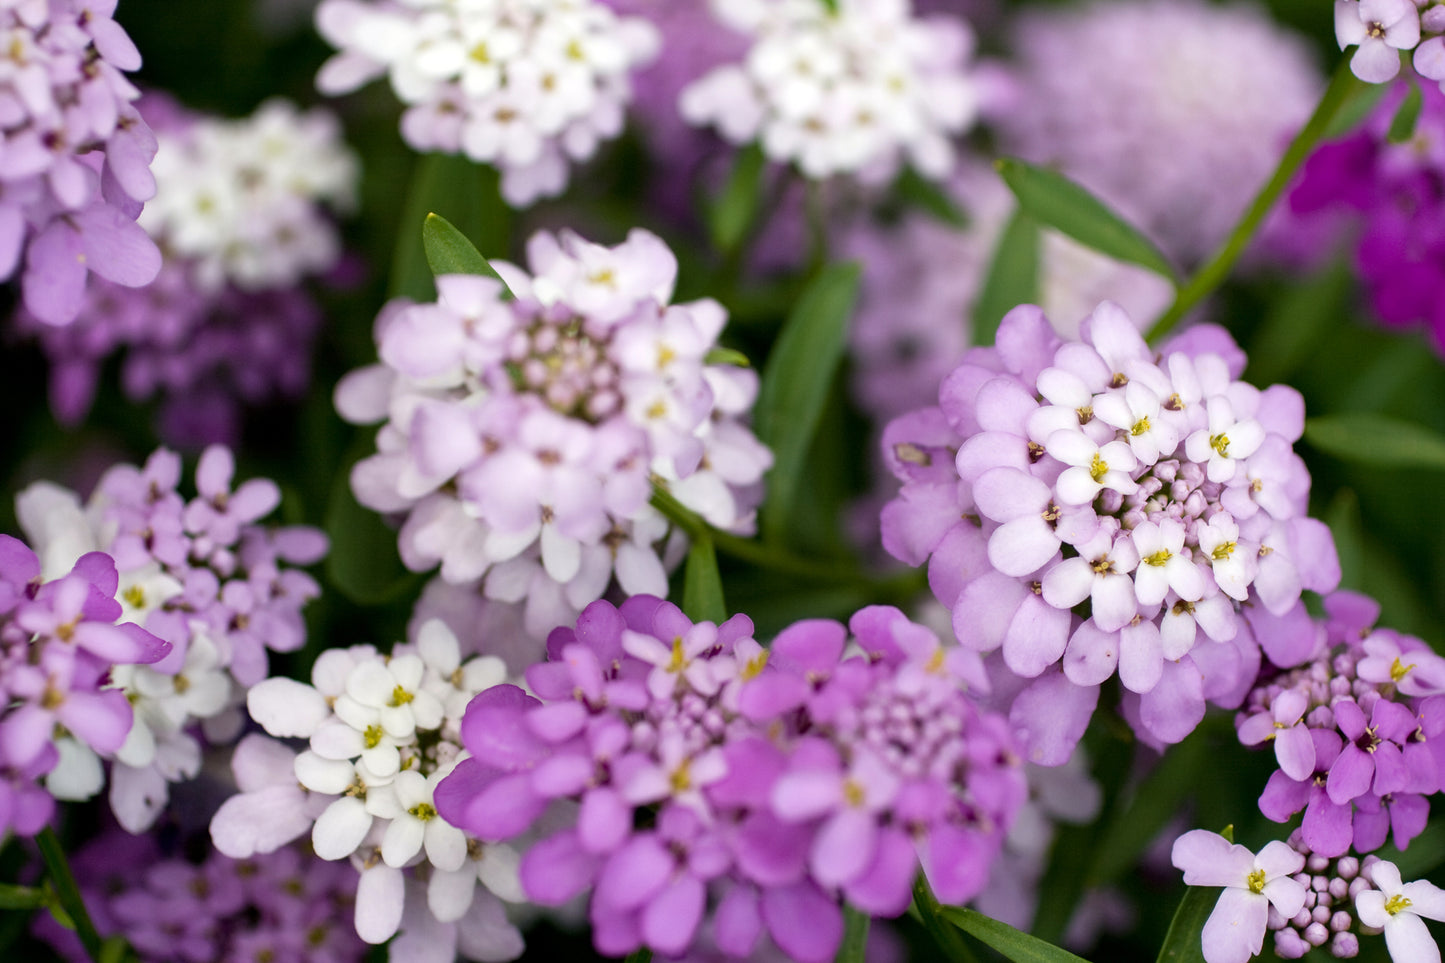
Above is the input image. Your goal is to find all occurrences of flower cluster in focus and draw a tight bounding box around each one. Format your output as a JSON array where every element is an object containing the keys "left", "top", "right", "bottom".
[
  {"left": 337, "top": 227, "right": 772, "bottom": 638},
  {"left": 435, "top": 596, "right": 1025, "bottom": 962}
]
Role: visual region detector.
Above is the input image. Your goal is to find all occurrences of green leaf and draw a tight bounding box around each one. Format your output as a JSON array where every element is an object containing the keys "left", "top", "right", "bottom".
[
  {"left": 895, "top": 166, "right": 969, "bottom": 230},
  {"left": 911, "top": 875, "right": 981, "bottom": 963},
  {"left": 1243, "top": 259, "right": 1349, "bottom": 387},
  {"left": 754, "top": 263, "right": 860, "bottom": 544},
  {"left": 996, "top": 158, "right": 1177, "bottom": 281},
  {"left": 1304, "top": 413, "right": 1445, "bottom": 471},
  {"left": 0, "top": 884, "right": 45, "bottom": 910},
  {"left": 1323, "top": 74, "right": 1390, "bottom": 138},
  {"left": 834, "top": 906, "right": 870, "bottom": 963},
  {"left": 1324, "top": 488, "right": 1364, "bottom": 593},
  {"left": 939, "top": 907, "right": 1094, "bottom": 963},
  {"left": 323, "top": 446, "right": 420, "bottom": 606},
  {"left": 704, "top": 346, "right": 751, "bottom": 368},
  {"left": 99, "top": 936, "right": 131, "bottom": 963},
  {"left": 707, "top": 144, "right": 766, "bottom": 256},
  {"left": 37, "top": 827, "right": 103, "bottom": 959},
  {"left": 1387, "top": 82, "right": 1424, "bottom": 143},
  {"left": 682, "top": 534, "right": 727, "bottom": 625},
  {"left": 971, "top": 206, "right": 1040, "bottom": 347},
  {"left": 1089, "top": 731, "right": 1211, "bottom": 885},
  {"left": 389, "top": 154, "right": 510, "bottom": 302},
  {"left": 1154, "top": 884, "right": 1215, "bottom": 963},
  {"left": 422, "top": 213, "right": 505, "bottom": 286}
]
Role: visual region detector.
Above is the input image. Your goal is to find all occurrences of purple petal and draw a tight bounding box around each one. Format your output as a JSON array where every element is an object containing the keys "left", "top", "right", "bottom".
[
  {"left": 519, "top": 830, "right": 598, "bottom": 905},
  {"left": 761, "top": 881, "right": 843, "bottom": 963},
  {"left": 1327, "top": 745, "right": 1374, "bottom": 805},
  {"left": 641, "top": 873, "right": 705, "bottom": 957}
]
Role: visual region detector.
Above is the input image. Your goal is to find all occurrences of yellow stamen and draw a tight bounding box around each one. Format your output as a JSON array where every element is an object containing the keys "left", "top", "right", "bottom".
[
  {"left": 667, "top": 637, "right": 686, "bottom": 673},
  {"left": 1209, "top": 433, "right": 1230, "bottom": 457},
  {"left": 740, "top": 651, "right": 768, "bottom": 681},
  {"left": 123, "top": 584, "right": 146, "bottom": 609},
  {"left": 1391, "top": 657, "right": 1416, "bottom": 683},
  {"left": 1130, "top": 416, "right": 1151, "bottom": 437},
  {"left": 1247, "top": 868, "right": 1266, "bottom": 895},
  {"left": 843, "top": 779, "right": 865, "bottom": 807},
  {"left": 1144, "top": 549, "right": 1172, "bottom": 567},
  {"left": 1088, "top": 452, "right": 1109, "bottom": 483},
  {"left": 390, "top": 685, "right": 414, "bottom": 707},
  {"left": 364, "top": 724, "right": 384, "bottom": 749},
  {"left": 1385, "top": 893, "right": 1413, "bottom": 915},
  {"left": 1211, "top": 541, "right": 1236, "bottom": 561}
]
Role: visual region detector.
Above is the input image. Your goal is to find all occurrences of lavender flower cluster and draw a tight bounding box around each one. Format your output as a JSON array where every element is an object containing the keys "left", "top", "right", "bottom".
[
  {"left": 315, "top": 0, "right": 658, "bottom": 206},
  {"left": 881, "top": 302, "right": 1339, "bottom": 761},
  {"left": 435, "top": 597, "right": 1025, "bottom": 962},
  {"left": 17, "top": 446, "right": 327, "bottom": 833},
  {"left": 0, "top": 533, "right": 168, "bottom": 839},
  {"left": 0, "top": 0, "right": 160, "bottom": 326},
  {"left": 1336, "top": 0, "right": 1445, "bottom": 88},
  {"left": 337, "top": 227, "right": 772, "bottom": 639},
  {"left": 37, "top": 832, "right": 366, "bottom": 963}
]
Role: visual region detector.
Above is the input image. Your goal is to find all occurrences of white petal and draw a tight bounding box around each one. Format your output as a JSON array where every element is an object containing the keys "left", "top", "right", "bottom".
[
  {"left": 382, "top": 815, "right": 426, "bottom": 867},
  {"left": 209, "top": 785, "right": 312, "bottom": 857},
  {"left": 247, "top": 678, "right": 330, "bottom": 738},
  {"left": 313, "top": 796, "right": 373, "bottom": 860},
  {"left": 356, "top": 864, "right": 406, "bottom": 944},
  {"left": 429, "top": 866, "right": 478, "bottom": 923}
]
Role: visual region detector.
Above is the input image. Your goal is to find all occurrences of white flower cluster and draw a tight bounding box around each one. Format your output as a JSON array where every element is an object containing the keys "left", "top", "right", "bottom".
[
  {"left": 315, "top": 0, "right": 658, "bottom": 206},
  {"left": 211, "top": 622, "right": 525, "bottom": 959},
  {"left": 140, "top": 99, "right": 358, "bottom": 291},
  {"left": 680, "top": 0, "right": 980, "bottom": 182}
]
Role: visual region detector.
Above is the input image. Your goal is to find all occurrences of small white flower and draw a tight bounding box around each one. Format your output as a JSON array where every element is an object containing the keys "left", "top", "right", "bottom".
[{"left": 1356, "top": 860, "right": 1445, "bottom": 963}]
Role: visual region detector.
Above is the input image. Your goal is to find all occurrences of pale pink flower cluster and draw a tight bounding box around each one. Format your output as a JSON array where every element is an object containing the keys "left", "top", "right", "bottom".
[
  {"left": 337, "top": 228, "right": 772, "bottom": 639},
  {"left": 680, "top": 0, "right": 980, "bottom": 182},
  {"left": 210, "top": 622, "right": 525, "bottom": 959},
  {"left": 315, "top": 0, "right": 658, "bottom": 205},
  {"left": 1335, "top": 0, "right": 1445, "bottom": 88}
]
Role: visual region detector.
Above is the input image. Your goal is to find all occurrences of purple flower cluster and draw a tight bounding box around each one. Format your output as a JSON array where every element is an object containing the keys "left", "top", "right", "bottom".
[
  {"left": 1266, "top": 835, "right": 1370, "bottom": 959},
  {"left": 880, "top": 302, "right": 1340, "bottom": 762},
  {"left": 36, "top": 831, "right": 365, "bottom": 963},
  {"left": 337, "top": 228, "right": 771, "bottom": 639},
  {"left": 0, "top": 0, "right": 160, "bottom": 325},
  {"left": 435, "top": 596, "right": 1025, "bottom": 962},
  {"left": 1288, "top": 80, "right": 1445, "bottom": 353},
  {"left": 1335, "top": 0, "right": 1445, "bottom": 87},
  {"left": 17, "top": 446, "right": 327, "bottom": 832},
  {"left": 0, "top": 533, "right": 168, "bottom": 838},
  {"left": 1240, "top": 591, "right": 1445, "bottom": 860}
]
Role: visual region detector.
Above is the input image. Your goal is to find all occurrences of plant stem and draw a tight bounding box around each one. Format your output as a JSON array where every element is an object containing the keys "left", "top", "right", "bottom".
[
  {"left": 911, "top": 873, "right": 981, "bottom": 963},
  {"left": 1145, "top": 58, "right": 1362, "bottom": 343},
  {"left": 36, "top": 827, "right": 104, "bottom": 962},
  {"left": 835, "top": 906, "right": 871, "bottom": 963}
]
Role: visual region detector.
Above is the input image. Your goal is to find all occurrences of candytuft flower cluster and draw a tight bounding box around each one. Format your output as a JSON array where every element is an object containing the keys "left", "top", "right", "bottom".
[
  {"left": 0, "top": 0, "right": 161, "bottom": 325},
  {"left": 680, "top": 0, "right": 981, "bottom": 182},
  {"left": 436, "top": 596, "right": 1025, "bottom": 962},
  {"left": 17, "top": 446, "right": 327, "bottom": 833},
  {"left": 315, "top": 0, "right": 658, "bottom": 205},
  {"left": 337, "top": 227, "right": 772, "bottom": 638},
  {"left": 881, "top": 302, "right": 1339, "bottom": 760},
  {"left": 209, "top": 622, "right": 523, "bottom": 958}
]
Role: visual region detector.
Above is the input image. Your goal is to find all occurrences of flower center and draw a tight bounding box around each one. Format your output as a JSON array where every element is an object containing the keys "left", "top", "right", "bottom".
[
  {"left": 1130, "top": 416, "right": 1151, "bottom": 437},
  {"left": 408, "top": 802, "right": 437, "bottom": 822},
  {"left": 1247, "top": 868, "right": 1266, "bottom": 895},
  {"left": 740, "top": 651, "right": 768, "bottom": 681},
  {"left": 1089, "top": 453, "right": 1109, "bottom": 483},
  {"left": 1385, "top": 893, "right": 1413, "bottom": 915},
  {"left": 1209, "top": 433, "right": 1230, "bottom": 457},
  {"left": 1211, "top": 541, "right": 1236, "bottom": 561},
  {"left": 667, "top": 637, "right": 686, "bottom": 673},
  {"left": 1391, "top": 657, "right": 1416, "bottom": 683},
  {"left": 364, "top": 724, "right": 384, "bottom": 749},
  {"left": 123, "top": 584, "right": 147, "bottom": 609},
  {"left": 390, "top": 685, "right": 414, "bottom": 707},
  {"left": 843, "top": 778, "right": 866, "bottom": 807},
  {"left": 1144, "top": 549, "right": 1172, "bottom": 567}
]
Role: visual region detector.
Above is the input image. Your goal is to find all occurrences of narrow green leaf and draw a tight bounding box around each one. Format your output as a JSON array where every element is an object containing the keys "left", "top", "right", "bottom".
[
  {"left": 423, "top": 213, "right": 504, "bottom": 285},
  {"left": 390, "top": 154, "right": 510, "bottom": 302},
  {"left": 623, "top": 949, "right": 653, "bottom": 963},
  {"left": 972, "top": 207, "right": 1040, "bottom": 347},
  {"left": 1243, "top": 259, "right": 1349, "bottom": 387},
  {"left": 704, "top": 346, "right": 751, "bottom": 368},
  {"left": 834, "top": 906, "right": 870, "bottom": 963},
  {"left": 1304, "top": 413, "right": 1445, "bottom": 471},
  {"left": 1387, "top": 82, "right": 1424, "bottom": 144},
  {"left": 1154, "top": 884, "right": 1215, "bottom": 963},
  {"left": 996, "top": 158, "right": 1176, "bottom": 281},
  {"left": 911, "top": 875, "right": 981, "bottom": 963},
  {"left": 1323, "top": 74, "right": 1390, "bottom": 138},
  {"left": 895, "top": 166, "right": 969, "bottom": 230},
  {"left": 99, "top": 936, "right": 131, "bottom": 963},
  {"left": 38, "top": 827, "right": 103, "bottom": 961},
  {"left": 754, "top": 262, "right": 860, "bottom": 544},
  {"left": 323, "top": 449, "right": 419, "bottom": 606},
  {"left": 0, "top": 883, "right": 45, "bottom": 910},
  {"left": 939, "top": 907, "right": 1094, "bottom": 963},
  {"left": 1324, "top": 488, "right": 1364, "bottom": 595},
  {"left": 682, "top": 534, "right": 727, "bottom": 624},
  {"left": 707, "top": 144, "right": 766, "bottom": 256}
]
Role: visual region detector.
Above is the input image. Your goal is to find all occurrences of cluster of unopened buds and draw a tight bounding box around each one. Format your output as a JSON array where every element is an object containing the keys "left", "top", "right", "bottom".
[
  {"left": 337, "top": 227, "right": 772, "bottom": 638},
  {"left": 210, "top": 621, "right": 524, "bottom": 959},
  {"left": 16, "top": 446, "right": 327, "bottom": 832},
  {"left": 434, "top": 596, "right": 1026, "bottom": 962},
  {"left": 315, "top": 0, "right": 658, "bottom": 205},
  {"left": 0, "top": 534, "right": 169, "bottom": 838},
  {"left": 680, "top": 0, "right": 980, "bottom": 181},
  {"left": 881, "top": 301, "right": 1338, "bottom": 761}
]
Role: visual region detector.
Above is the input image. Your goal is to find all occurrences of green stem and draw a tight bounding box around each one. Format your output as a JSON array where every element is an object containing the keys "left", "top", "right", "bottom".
[
  {"left": 835, "top": 906, "right": 871, "bottom": 963},
  {"left": 649, "top": 488, "right": 926, "bottom": 597},
  {"left": 911, "top": 873, "right": 981, "bottom": 963},
  {"left": 623, "top": 949, "right": 653, "bottom": 963},
  {"left": 36, "top": 827, "right": 104, "bottom": 962},
  {"left": 1145, "top": 59, "right": 1362, "bottom": 343}
]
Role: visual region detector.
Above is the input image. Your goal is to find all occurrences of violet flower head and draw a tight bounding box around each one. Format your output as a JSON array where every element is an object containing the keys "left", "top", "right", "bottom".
[
  {"left": 997, "top": 0, "right": 1321, "bottom": 266},
  {"left": 880, "top": 301, "right": 1338, "bottom": 762},
  {"left": 0, "top": 532, "right": 169, "bottom": 840},
  {"left": 337, "top": 228, "right": 772, "bottom": 639},
  {"left": 1172, "top": 829, "right": 1307, "bottom": 963},
  {"left": 15, "top": 445, "right": 327, "bottom": 833},
  {"left": 437, "top": 597, "right": 1023, "bottom": 962},
  {"left": 0, "top": 0, "right": 162, "bottom": 325},
  {"left": 680, "top": 0, "right": 982, "bottom": 183},
  {"left": 315, "top": 0, "right": 658, "bottom": 206}
]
